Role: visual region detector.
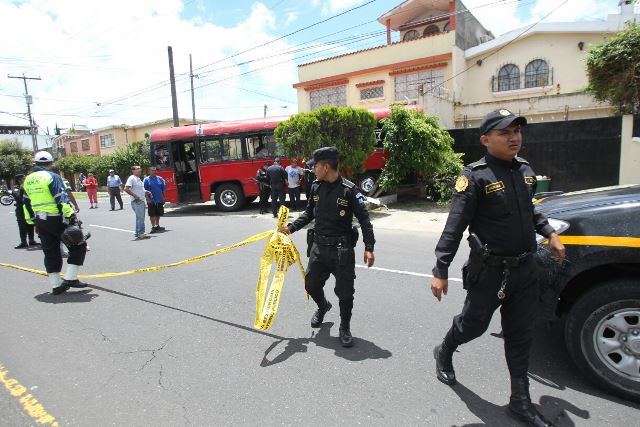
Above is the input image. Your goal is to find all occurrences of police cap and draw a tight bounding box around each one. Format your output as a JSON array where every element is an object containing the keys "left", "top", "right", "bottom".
[
  {"left": 309, "top": 146, "right": 339, "bottom": 168},
  {"left": 479, "top": 109, "right": 527, "bottom": 135}
]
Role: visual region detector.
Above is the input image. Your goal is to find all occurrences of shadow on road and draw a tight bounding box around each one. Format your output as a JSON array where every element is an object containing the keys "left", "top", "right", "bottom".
[
  {"left": 34, "top": 289, "right": 99, "bottom": 303},
  {"left": 450, "top": 382, "right": 587, "bottom": 427},
  {"left": 260, "top": 321, "right": 392, "bottom": 366}
]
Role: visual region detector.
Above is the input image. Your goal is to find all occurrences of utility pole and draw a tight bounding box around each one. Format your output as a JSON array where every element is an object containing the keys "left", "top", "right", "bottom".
[
  {"left": 8, "top": 73, "right": 41, "bottom": 152},
  {"left": 167, "top": 46, "right": 179, "bottom": 127},
  {"left": 189, "top": 54, "right": 196, "bottom": 124},
  {"left": 263, "top": 104, "right": 268, "bottom": 119}
]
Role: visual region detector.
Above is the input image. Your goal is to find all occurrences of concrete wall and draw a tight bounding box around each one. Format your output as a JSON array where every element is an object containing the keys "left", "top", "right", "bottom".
[{"left": 619, "top": 114, "right": 640, "bottom": 184}]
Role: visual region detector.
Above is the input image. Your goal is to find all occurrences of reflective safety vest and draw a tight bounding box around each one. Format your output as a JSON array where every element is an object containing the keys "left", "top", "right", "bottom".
[{"left": 23, "top": 170, "right": 74, "bottom": 221}]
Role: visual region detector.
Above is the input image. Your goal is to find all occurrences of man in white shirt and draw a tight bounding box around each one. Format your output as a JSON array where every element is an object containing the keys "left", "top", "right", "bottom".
[
  {"left": 124, "top": 165, "right": 151, "bottom": 240},
  {"left": 106, "top": 169, "right": 124, "bottom": 210},
  {"left": 285, "top": 158, "right": 304, "bottom": 210}
]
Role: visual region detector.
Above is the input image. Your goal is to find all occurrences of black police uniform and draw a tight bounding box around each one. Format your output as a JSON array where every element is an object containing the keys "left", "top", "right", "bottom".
[
  {"left": 266, "top": 162, "right": 287, "bottom": 217},
  {"left": 12, "top": 185, "right": 36, "bottom": 247},
  {"left": 287, "top": 149, "right": 375, "bottom": 346},
  {"left": 432, "top": 110, "right": 557, "bottom": 427},
  {"left": 256, "top": 167, "right": 270, "bottom": 214}
]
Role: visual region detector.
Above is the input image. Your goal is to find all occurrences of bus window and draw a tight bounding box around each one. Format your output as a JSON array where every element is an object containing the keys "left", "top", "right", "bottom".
[
  {"left": 153, "top": 143, "right": 171, "bottom": 169},
  {"left": 248, "top": 135, "right": 269, "bottom": 159},
  {"left": 222, "top": 138, "right": 243, "bottom": 161},
  {"left": 200, "top": 138, "right": 223, "bottom": 163},
  {"left": 265, "top": 134, "right": 284, "bottom": 156}
]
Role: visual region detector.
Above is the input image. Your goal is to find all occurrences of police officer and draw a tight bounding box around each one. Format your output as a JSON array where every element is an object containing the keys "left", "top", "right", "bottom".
[
  {"left": 267, "top": 156, "right": 287, "bottom": 218},
  {"left": 430, "top": 110, "right": 565, "bottom": 426},
  {"left": 12, "top": 174, "right": 39, "bottom": 249},
  {"left": 23, "top": 151, "right": 89, "bottom": 295},
  {"left": 280, "top": 147, "right": 375, "bottom": 347},
  {"left": 256, "top": 162, "right": 271, "bottom": 214}
]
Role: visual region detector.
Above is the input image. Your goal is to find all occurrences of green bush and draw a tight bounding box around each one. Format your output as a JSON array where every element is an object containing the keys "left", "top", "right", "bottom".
[{"left": 0, "top": 139, "right": 33, "bottom": 183}]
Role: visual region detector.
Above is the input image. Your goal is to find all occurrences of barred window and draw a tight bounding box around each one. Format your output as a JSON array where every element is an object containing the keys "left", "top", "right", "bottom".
[
  {"left": 423, "top": 25, "right": 440, "bottom": 37},
  {"left": 525, "top": 59, "right": 549, "bottom": 88},
  {"left": 70, "top": 141, "right": 78, "bottom": 153},
  {"left": 394, "top": 69, "right": 445, "bottom": 101},
  {"left": 309, "top": 85, "right": 347, "bottom": 110},
  {"left": 81, "top": 139, "right": 90, "bottom": 151},
  {"left": 360, "top": 86, "right": 384, "bottom": 100},
  {"left": 497, "top": 64, "right": 520, "bottom": 91},
  {"left": 99, "top": 134, "right": 115, "bottom": 148},
  {"left": 222, "top": 138, "right": 243, "bottom": 161},
  {"left": 403, "top": 30, "right": 420, "bottom": 41}
]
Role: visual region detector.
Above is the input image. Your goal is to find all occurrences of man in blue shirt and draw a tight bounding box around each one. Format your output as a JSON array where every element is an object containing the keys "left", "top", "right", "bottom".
[
  {"left": 106, "top": 169, "right": 124, "bottom": 210},
  {"left": 143, "top": 167, "right": 167, "bottom": 233}
]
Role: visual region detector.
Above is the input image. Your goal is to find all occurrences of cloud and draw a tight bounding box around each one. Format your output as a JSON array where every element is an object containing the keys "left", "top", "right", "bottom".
[
  {"left": 285, "top": 11, "right": 298, "bottom": 25},
  {"left": 316, "top": 0, "right": 365, "bottom": 16},
  {"left": 0, "top": 0, "right": 298, "bottom": 132}
]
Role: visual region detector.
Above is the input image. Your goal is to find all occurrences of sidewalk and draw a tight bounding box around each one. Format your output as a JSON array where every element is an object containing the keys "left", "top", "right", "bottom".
[{"left": 368, "top": 198, "right": 450, "bottom": 234}]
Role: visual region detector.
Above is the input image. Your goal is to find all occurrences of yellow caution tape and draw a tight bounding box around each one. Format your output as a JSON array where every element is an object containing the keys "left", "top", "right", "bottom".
[
  {"left": 0, "top": 205, "right": 306, "bottom": 330},
  {"left": 254, "top": 205, "right": 306, "bottom": 330}
]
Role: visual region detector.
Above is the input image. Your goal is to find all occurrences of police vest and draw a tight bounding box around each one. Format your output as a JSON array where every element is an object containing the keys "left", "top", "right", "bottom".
[{"left": 23, "top": 170, "right": 74, "bottom": 218}]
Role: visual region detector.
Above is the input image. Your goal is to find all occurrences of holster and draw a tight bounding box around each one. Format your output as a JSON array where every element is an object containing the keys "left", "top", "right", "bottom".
[
  {"left": 462, "top": 253, "right": 486, "bottom": 290},
  {"left": 306, "top": 228, "right": 314, "bottom": 257},
  {"left": 350, "top": 226, "right": 359, "bottom": 248}
]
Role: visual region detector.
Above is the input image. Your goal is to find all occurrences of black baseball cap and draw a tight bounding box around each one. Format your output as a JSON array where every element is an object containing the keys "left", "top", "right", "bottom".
[
  {"left": 479, "top": 109, "right": 527, "bottom": 135},
  {"left": 308, "top": 146, "right": 339, "bottom": 167}
]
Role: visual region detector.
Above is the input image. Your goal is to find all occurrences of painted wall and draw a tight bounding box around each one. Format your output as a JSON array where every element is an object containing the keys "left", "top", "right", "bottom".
[
  {"left": 619, "top": 114, "right": 640, "bottom": 185},
  {"left": 461, "top": 32, "right": 612, "bottom": 105}
]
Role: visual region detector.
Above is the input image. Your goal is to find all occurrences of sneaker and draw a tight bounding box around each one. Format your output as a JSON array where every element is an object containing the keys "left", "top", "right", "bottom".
[
  {"left": 135, "top": 233, "right": 151, "bottom": 240},
  {"left": 14, "top": 243, "right": 28, "bottom": 249},
  {"left": 149, "top": 228, "right": 158, "bottom": 234},
  {"left": 62, "top": 279, "right": 88, "bottom": 288},
  {"left": 51, "top": 284, "right": 70, "bottom": 295}
]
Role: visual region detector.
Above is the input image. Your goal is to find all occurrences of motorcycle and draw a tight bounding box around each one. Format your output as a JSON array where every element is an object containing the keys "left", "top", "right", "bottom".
[{"left": 0, "top": 186, "right": 15, "bottom": 206}]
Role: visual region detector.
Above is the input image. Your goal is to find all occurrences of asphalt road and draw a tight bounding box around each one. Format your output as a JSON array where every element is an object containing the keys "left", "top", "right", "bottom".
[{"left": 1, "top": 196, "right": 638, "bottom": 426}]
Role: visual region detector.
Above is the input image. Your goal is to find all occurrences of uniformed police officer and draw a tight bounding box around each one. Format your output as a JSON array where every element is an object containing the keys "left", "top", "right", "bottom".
[
  {"left": 23, "top": 151, "right": 89, "bottom": 295},
  {"left": 280, "top": 147, "right": 375, "bottom": 347},
  {"left": 430, "top": 110, "right": 565, "bottom": 426}
]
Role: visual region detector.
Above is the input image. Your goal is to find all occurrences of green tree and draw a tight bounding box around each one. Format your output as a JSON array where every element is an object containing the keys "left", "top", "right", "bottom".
[
  {"left": 275, "top": 106, "right": 377, "bottom": 179},
  {"left": 586, "top": 22, "right": 640, "bottom": 114},
  {"left": 0, "top": 139, "right": 33, "bottom": 183},
  {"left": 377, "top": 105, "right": 463, "bottom": 201}
]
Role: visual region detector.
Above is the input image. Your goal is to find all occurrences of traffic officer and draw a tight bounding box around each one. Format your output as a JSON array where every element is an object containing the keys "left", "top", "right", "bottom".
[
  {"left": 430, "top": 110, "right": 565, "bottom": 426},
  {"left": 23, "top": 151, "right": 89, "bottom": 295},
  {"left": 280, "top": 147, "right": 375, "bottom": 347}
]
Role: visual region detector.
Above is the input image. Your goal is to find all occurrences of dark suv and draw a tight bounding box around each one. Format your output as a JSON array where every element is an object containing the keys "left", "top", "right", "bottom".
[{"left": 535, "top": 185, "right": 640, "bottom": 402}]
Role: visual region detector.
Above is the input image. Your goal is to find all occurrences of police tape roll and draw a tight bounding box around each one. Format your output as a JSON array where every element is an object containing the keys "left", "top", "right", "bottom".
[{"left": 0, "top": 205, "right": 306, "bottom": 330}]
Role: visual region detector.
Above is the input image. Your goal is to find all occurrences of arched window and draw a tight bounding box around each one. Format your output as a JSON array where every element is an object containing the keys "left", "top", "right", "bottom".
[
  {"left": 423, "top": 25, "right": 440, "bottom": 37},
  {"left": 497, "top": 64, "right": 520, "bottom": 91},
  {"left": 403, "top": 30, "right": 420, "bottom": 41},
  {"left": 525, "top": 59, "right": 550, "bottom": 88}
]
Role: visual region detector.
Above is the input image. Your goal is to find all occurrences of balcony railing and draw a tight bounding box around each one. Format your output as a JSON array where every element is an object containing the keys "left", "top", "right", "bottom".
[{"left": 491, "top": 68, "right": 554, "bottom": 93}]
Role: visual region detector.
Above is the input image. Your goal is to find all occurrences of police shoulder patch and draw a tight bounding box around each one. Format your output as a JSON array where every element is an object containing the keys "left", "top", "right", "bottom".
[
  {"left": 455, "top": 175, "right": 469, "bottom": 192},
  {"left": 355, "top": 192, "right": 365, "bottom": 205},
  {"left": 467, "top": 159, "right": 488, "bottom": 170},
  {"left": 341, "top": 178, "right": 355, "bottom": 189},
  {"left": 524, "top": 176, "right": 536, "bottom": 186}
]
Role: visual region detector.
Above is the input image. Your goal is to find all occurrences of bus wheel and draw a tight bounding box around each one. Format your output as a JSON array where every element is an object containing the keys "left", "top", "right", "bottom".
[{"left": 215, "top": 183, "right": 245, "bottom": 212}]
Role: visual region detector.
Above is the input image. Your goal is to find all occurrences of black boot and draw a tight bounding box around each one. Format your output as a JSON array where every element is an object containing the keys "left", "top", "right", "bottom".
[
  {"left": 310, "top": 300, "right": 332, "bottom": 328},
  {"left": 51, "top": 284, "right": 70, "bottom": 295},
  {"left": 339, "top": 322, "right": 354, "bottom": 347},
  {"left": 433, "top": 343, "right": 457, "bottom": 385},
  {"left": 61, "top": 279, "right": 89, "bottom": 289},
  {"left": 508, "top": 377, "right": 554, "bottom": 426}
]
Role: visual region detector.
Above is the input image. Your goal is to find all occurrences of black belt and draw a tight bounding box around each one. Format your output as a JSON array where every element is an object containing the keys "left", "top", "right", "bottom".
[
  {"left": 483, "top": 252, "right": 532, "bottom": 267},
  {"left": 314, "top": 234, "right": 350, "bottom": 246}
]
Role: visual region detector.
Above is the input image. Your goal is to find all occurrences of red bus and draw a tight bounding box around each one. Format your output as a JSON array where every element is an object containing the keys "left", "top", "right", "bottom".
[{"left": 149, "top": 106, "right": 413, "bottom": 211}]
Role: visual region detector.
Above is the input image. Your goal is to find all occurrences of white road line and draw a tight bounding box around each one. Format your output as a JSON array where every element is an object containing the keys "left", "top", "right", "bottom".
[
  {"left": 356, "top": 264, "right": 463, "bottom": 282},
  {"left": 89, "top": 224, "right": 134, "bottom": 233},
  {"left": 89, "top": 222, "right": 464, "bottom": 282}
]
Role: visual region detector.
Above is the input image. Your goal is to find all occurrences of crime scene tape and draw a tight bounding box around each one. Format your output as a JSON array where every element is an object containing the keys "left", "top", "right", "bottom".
[{"left": 0, "top": 206, "right": 305, "bottom": 330}]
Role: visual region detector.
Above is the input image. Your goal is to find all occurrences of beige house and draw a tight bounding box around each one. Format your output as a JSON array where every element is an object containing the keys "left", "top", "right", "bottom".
[
  {"left": 96, "top": 118, "right": 195, "bottom": 156},
  {"left": 294, "top": 0, "right": 639, "bottom": 129}
]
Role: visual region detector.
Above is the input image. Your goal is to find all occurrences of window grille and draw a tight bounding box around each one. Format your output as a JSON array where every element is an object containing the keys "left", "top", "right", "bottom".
[
  {"left": 309, "top": 85, "right": 347, "bottom": 110},
  {"left": 360, "top": 86, "right": 384, "bottom": 100}
]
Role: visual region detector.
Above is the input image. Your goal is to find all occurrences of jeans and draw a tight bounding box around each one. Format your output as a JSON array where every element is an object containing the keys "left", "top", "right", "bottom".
[
  {"left": 288, "top": 186, "right": 300, "bottom": 209},
  {"left": 131, "top": 200, "right": 146, "bottom": 235}
]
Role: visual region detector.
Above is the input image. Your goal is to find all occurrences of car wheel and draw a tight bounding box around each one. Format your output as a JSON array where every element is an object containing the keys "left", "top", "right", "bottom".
[
  {"left": 0, "top": 194, "right": 14, "bottom": 206},
  {"left": 214, "top": 183, "right": 245, "bottom": 212},
  {"left": 565, "top": 279, "right": 640, "bottom": 402},
  {"left": 358, "top": 172, "right": 379, "bottom": 196}
]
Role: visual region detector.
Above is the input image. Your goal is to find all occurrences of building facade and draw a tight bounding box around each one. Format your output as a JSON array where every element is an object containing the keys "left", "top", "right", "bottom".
[{"left": 294, "top": 0, "right": 639, "bottom": 128}]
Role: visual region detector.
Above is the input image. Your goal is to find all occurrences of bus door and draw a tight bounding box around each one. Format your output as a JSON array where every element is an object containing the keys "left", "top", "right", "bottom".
[{"left": 172, "top": 140, "right": 201, "bottom": 203}]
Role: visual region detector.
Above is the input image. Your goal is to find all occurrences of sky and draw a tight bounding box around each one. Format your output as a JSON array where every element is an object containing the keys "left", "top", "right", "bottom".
[{"left": 0, "top": 0, "right": 634, "bottom": 137}]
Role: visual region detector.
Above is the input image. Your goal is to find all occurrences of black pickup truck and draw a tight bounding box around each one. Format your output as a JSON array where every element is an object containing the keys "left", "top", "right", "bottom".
[{"left": 535, "top": 185, "right": 640, "bottom": 402}]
